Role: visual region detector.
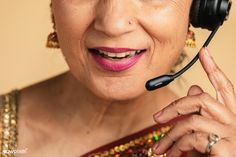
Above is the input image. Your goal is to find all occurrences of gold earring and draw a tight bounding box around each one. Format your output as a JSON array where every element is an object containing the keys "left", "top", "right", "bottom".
[
  {"left": 185, "top": 29, "right": 196, "bottom": 48},
  {"left": 46, "top": 32, "right": 60, "bottom": 48},
  {"left": 46, "top": 2, "right": 60, "bottom": 48}
]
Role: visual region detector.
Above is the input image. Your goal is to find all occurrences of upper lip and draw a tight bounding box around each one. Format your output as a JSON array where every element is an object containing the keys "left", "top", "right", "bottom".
[{"left": 90, "top": 47, "right": 145, "bottom": 53}]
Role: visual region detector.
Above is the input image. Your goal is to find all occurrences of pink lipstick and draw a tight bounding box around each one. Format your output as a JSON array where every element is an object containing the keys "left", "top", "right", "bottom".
[{"left": 88, "top": 47, "right": 146, "bottom": 72}]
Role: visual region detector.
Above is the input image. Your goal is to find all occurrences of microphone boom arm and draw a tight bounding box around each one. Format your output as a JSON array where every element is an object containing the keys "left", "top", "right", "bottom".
[{"left": 145, "top": 22, "right": 221, "bottom": 91}]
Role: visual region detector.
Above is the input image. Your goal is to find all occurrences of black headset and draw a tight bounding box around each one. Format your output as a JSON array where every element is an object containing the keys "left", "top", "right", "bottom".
[
  {"left": 146, "top": 0, "right": 232, "bottom": 91},
  {"left": 190, "top": 0, "right": 232, "bottom": 30}
]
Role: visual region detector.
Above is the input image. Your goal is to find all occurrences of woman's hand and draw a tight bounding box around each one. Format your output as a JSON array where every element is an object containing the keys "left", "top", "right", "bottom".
[{"left": 152, "top": 48, "right": 236, "bottom": 157}]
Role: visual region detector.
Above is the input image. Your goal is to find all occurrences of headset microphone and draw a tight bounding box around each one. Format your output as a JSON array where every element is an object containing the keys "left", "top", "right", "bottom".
[
  {"left": 145, "top": 0, "right": 232, "bottom": 91},
  {"left": 146, "top": 23, "right": 220, "bottom": 91}
]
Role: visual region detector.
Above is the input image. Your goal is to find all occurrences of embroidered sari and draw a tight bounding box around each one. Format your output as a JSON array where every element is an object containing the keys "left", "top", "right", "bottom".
[
  {"left": 81, "top": 123, "right": 187, "bottom": 157},
  {"left": 0, "top": 90, "right": 187, "bottom": 157}
]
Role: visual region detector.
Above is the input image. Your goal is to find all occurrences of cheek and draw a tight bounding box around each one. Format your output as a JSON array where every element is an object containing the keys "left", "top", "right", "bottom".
[
  {"left": 52, "top": 1, "right": 95, "bottom": 76},
  {"left": 139, "top": 3, "right": 189, "bottom": 73},
  {"left": 53, "top": 1, "right": 93, "bottom": 38},
  {"left": 52, "top": 1, "right": 95, "bottom": 51}
]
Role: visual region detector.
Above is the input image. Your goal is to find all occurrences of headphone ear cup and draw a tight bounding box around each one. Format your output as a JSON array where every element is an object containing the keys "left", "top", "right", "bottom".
[
  {"left": 190, "top": 0, "right": 202, "bottom": 28},
  {"left": 190, "top": 0, "right": 232, "bottom": 30}
]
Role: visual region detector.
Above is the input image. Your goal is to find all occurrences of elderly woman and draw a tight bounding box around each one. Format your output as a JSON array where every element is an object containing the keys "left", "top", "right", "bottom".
[{"left": 0, "top": 0, "right": 236, "bottom": 157}]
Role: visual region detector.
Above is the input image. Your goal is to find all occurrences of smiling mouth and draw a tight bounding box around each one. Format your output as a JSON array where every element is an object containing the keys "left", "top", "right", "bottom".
[{"left": 88, "top": 48, "right": 147, "bottom": 60}]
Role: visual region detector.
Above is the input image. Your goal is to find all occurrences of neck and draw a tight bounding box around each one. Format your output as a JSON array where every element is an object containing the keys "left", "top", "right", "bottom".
[{"left": 51, "top": 72, "right": 177, "bottom": 136}]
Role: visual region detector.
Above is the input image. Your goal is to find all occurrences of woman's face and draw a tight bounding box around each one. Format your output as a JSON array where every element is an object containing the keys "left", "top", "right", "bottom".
[{"left": 52, "top": 0, "right": 192, "bottom": 100}]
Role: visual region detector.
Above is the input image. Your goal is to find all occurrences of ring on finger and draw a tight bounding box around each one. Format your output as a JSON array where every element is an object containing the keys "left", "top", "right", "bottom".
[{"left": 206, "top": 133, "right": 221, "bottom": 154}]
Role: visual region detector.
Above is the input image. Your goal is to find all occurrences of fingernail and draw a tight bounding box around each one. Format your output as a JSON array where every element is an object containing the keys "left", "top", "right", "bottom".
[
  {"left": 166, "top": 149, "right": 171, "bottom": 156},
  {"left": 152, "top": 142, "right": 159, "bottom": 151},
  {"left": 153, "top": 111, "right": 163, "bottom": 120},
  {"left": 204, "top": 47, "right": 211, "bottom": 58},
  {"left": 203, "top": 48, "right": 215, "bottom": 66},
  {"left": 203, "top": 47, "right": 213, "bottom": 62}
]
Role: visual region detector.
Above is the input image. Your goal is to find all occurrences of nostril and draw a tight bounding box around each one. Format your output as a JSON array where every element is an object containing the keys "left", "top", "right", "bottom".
[{"left": 94, "top": 17, "right": 137, "bottom": 38}]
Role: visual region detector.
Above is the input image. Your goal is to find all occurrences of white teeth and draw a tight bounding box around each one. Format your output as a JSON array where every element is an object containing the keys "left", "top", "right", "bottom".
[
  {"left": 107, "top": 52, "right": 116, "bottom": 57},
  {"left": 125, "top": 52, "right": 130, "bottom": 56},
  {"left": 97, "top": 50, "right": 144, "bottom": 58},
  {"left": 116, "top": 53, "right": 126, "bottom": 58},
  {"left": 130, "top": 51, "right": 136, "bottom": 56},
  {"left": 104, "top": 52, "right": 109, "bottom": 55}
]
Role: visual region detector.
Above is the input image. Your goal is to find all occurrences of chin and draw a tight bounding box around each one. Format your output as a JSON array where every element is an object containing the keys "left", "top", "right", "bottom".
[{"left": 87, "top": 76, "right": 147, "bottom": 101}]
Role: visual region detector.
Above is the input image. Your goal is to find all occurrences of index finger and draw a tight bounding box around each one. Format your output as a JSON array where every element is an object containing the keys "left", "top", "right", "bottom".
[
  {"left": 153, "top": 93, "right": 234, "bottom": 125},
  {"left": 199, "top": 48, "right": 236, "bottom": 113}
]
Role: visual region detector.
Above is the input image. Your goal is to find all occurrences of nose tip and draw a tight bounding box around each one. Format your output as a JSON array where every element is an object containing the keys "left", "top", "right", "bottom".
[
  {"left": 93, "top": 2, "right": 137, "bottom": 38},
  {"left": 94, "top": 17, "right": 136, "bottom": 37}
]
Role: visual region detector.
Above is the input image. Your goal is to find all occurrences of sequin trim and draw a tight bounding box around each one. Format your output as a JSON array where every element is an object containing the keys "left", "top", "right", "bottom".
[
  {"left": 88, "top": 126, "right": 172, "bottom": 157},
  {"left": 0, "top": 90, "right": 18, "bottom": 157}
]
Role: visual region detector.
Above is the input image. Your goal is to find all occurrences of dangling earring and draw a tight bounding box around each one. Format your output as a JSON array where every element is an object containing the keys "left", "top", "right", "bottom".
[
  {"left": 185, "top": 29, "right": 196, "bottom": 48},
  {"left": 46, "top": 19, "right": 60, "bottom": 49},
  {"left": 46, "top": 3, "right": 60, "bottom": 48},
  {"left": 46, "top": 32, "right": 60, "bottom": 48}
]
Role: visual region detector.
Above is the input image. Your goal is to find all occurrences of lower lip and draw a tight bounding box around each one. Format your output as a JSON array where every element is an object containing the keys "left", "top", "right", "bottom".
[{"left": 90, "top": 51, "right": 145, "bottom": 72}]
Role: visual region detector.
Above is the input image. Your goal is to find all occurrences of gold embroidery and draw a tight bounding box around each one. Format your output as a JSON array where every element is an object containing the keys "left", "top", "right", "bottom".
[
  {"left": 0, "top": 90, "right": 18, "bottom": 157},
  {"left": 89, "top": 126, "right": 171, "bottom": 157}
]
